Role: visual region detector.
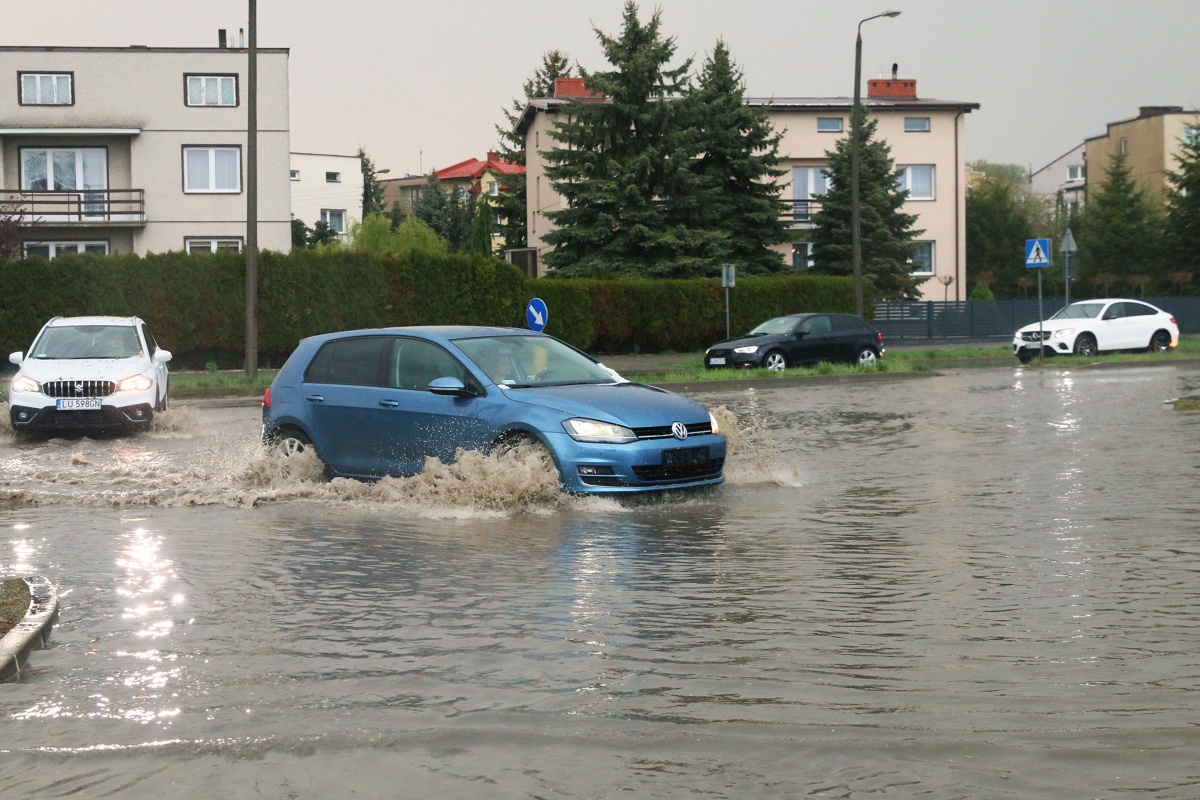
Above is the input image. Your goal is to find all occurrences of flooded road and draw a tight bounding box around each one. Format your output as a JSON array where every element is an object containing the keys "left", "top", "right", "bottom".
[{"left": 2, "top": 364, "right": 1199, "bottom": 799}]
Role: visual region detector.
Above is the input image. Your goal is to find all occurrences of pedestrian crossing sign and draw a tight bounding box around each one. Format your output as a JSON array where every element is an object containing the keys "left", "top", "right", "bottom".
[{"left": 1025, "top": 238, "right": 1051, "bottom": 268}]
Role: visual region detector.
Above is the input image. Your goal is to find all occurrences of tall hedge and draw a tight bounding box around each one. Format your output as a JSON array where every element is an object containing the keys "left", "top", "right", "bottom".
[{"left": 0, "top": 251, "right": 865, "bottom": 366}]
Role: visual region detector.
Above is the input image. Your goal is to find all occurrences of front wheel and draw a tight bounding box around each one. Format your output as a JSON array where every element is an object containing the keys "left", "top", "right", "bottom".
[
  {"left": 1016, "top": 349, "right": 1034, "bottom": 364},
  {"left": 1149, "top": 330, "right": 1172, "bottom": 353},
  {"left": 855, "top": 347, "right": 878, "bottom": 367},
  {"left": 762, "top": 350, "right": 787, "bottom": 371},
  {"left": 1073, "top": 334, "right": 1097, "bottom": 357}
]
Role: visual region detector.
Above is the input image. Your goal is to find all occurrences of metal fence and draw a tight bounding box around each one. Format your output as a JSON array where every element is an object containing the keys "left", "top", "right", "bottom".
[{"left": 873, "top": 297, "right": 1200, "bottom": 339}]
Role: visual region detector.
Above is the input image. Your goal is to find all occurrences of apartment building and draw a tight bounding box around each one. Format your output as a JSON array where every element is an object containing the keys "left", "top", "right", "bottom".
[
  {"left": 517, "top": 74, "right": 978, "bottom": 301},
  {"left": 290, "top": 152, "right": 363, "bottom": 237},
  {"left": 0, "top": 42, "right": 290, "bottom": 258},
  {"left": 1084, "top": 106, "right": 1200, "bottom": 202}
]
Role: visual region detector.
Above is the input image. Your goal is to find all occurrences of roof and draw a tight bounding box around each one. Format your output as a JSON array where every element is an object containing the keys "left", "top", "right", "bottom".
[
  {"left": 437, "top": 154, "right": 523, "bottom": 182},
  {"left": 0, "top": 45, "right": 289, "bottom": 54}
]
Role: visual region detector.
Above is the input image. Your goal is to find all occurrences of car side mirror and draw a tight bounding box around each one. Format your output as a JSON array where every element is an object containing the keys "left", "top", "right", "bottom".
[
  {"left": 1102, "top": 312, "right": 1118, "bottom": 321},
  {"left": 154, "top": 349, "right": 173, "bottom": 364},
  {"left": 427, "top": 376, "right": 478, "bottom": 398},
  {"left": 793, "top": 330, "right": 808, "bottom": 339},
  {"left": 9, "top": 351, "right": 23, "bottom": 366}
]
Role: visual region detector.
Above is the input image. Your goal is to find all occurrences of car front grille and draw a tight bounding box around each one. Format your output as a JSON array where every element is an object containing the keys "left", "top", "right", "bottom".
[
  {"left": 631, "top": 421, "right": 713, "bottom": 440},
  {"left": 42, "top": 380, "right": 116, "bottom": 398},
  {"left": 632, "top": 457, "right": 725, "bottom": 483},
  {"left": 1020, "top": 331, "right": 1050, "bottom": 343}
]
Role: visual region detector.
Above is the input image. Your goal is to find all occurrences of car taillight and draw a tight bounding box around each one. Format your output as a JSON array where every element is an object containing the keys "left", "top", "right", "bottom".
[
  {"left": 1170, "top": 317, "right": 1177, "bottom": 325},
  {"left": 263, "top": 386, "right": 271, "bottom": 408},
  {"left": 876, "top": 332, "right": 883, "bottom": 342}
]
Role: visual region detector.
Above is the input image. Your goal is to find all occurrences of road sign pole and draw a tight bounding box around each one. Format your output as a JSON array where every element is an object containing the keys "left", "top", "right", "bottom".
[
  {"left": 725, "top": 288, "right": 730, "bottom": 340},
  {"left": 1037, "top": 268, "right": 1045, "bottom": 364}
]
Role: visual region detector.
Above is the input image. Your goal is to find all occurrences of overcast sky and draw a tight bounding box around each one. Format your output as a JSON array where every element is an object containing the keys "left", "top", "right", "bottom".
[{"left": 6, "top": 1, "right": 1198, "bottom": 177}]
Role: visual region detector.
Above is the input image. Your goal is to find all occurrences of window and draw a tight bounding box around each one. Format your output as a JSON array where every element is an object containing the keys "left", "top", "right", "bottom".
[
  {"left": 185, "top": 237, "right": 242, "bottom": 254},
  {"left": 290, "top": 169, "right": 300, "bottom": 181},
  {"left": 791, "top": 242, "right": 814, "bottom": 269},
  {"left": 1185, "top": 127, "right": 1200, "bottom": 146},
  {"left": 792, "top": 166, "right": 829, "bottom": 221},
  {"left": 320, "top": 209, "right": 346, "bottom": 233},
  {"left": 326, "top": 172, "right": 341, "bottom": 183},
  {"left": 1119, "top": 138, "right": 1129, "bottom": 155},
  {"left": 897, "top": 165, "right": 935, "bottom": 199},
  {"left": 305, "top": 336, "right": 390, "bottom": 386},
  {"left": 488, "top": 180, "right": 499, "bottom": 196},
  {"left": 909, "top": 241, "right": 935, "bottom": 274},
  {"left": 20, "top": 147, "right": 108, "bottom": 192},
  {"left": 816, "top": 117, "right": 844, "bottom": 133},
  {"left": 1067, "top": 165, "right": 1084, "bottom": 181},
  {"left": 184, "top": 147, "right": 241, "bottom": 193},
  {"left": 19, "top": 72, "right": 73, "bottom": 105},
  {"left": 455, "top": 186, "right": 467, "bottom": 199},
  {"left": 186, "top": 74, "right": 237, "bottom": 106},
  {"left": 24, "top": 241, "right": 108, "bottom": 259},
  {"left": 390, "top": 338, "right": 468, "bottom": 391},
  {"left": 904, "top": 117, "right": 931, "bottom": 132}
]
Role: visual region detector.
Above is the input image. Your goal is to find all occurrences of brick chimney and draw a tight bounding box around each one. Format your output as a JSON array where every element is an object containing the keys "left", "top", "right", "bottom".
[
  {"left": 554, "top": 77, "right": 600, "bottom": 98},
  {"left": 868, "top": 64, "right": 917, "bottom": 99}
]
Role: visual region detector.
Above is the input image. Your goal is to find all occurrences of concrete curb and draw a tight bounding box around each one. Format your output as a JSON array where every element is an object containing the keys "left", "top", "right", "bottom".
[{"left": 0, "top": 576, "right": 59, "bottom": 682}]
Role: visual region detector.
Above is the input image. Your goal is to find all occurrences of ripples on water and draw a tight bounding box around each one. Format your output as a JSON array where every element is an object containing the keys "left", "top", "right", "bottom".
[{"left": 2, "top": 368, "right": 1200, "bottom": 798}]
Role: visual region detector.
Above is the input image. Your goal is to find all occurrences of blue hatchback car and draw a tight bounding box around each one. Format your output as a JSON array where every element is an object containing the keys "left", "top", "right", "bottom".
[{"left": 261, "top": 326, "right": 726, "bottom": 494}]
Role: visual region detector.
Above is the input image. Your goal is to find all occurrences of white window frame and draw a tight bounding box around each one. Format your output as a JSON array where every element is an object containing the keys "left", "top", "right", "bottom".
[
  {"left": 20, "top": 72, "right": 72, "bottom": 105},
  {"left": 488, "top": 180, "right": 499, "bottom": 196},
  {"left": 897, "top": 165, "right": 935, "bottom": 200},
  {"left": 186, "top": 75, "right": 237, "bottom": 107},
  {"left": 23, "top": 240, "right": 109, "bottom": 259},
  {"left": 791, "top": 242, "right": 814, "bottom": 270},
  {"left": 326, "top": 172, "right": 341, "bottom": 183},
  {"left": 903, "top": 117, "right": 931, "bottom": 132},
  {"left": 1119, "top": 138, "right": 1129, "bottom": 155},
  {"left": 909, "top": 241, "right": 935, "bottom": 275},
  {"left": 290, "top": 169, "right": 300, "bottom": 181},
  {"left": 320, "top": 209, "right": 346, "bottom": 233},
  {"left": 1184, "top": 127, "right": 1200, "bottom": 146},
  {"left": 816, "top": 117, "right": 844, "bottom": 133},
  {"left": 185, "top": 237, "right": 243, "bottom": 254},
  {"left": 1066, "top": 165, "right": 1084, "bottom": 181},
  {"left": 183, "top": 146, "right": 241, "bottom": 193}
]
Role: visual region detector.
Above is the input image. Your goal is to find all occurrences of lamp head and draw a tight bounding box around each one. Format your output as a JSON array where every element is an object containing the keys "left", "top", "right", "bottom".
[{"left": 883, "top": 10, "right": 901, "bottom": 17}]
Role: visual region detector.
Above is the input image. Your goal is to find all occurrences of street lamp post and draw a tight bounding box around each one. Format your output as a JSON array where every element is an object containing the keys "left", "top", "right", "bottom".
[{"left": 851, "top": 10, "right": 900, "bottom": 317}]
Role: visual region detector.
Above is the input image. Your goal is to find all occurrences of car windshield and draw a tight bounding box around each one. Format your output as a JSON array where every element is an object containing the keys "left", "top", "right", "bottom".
[
  {"left": 453, "top": 334, "right": 617, "bottom": 388},
  {"left": 30, "top": 324, "right": 141, "bottom": 359},
  {"left": 1050, "top": 302, "right": 1105, "bottom": 320},
  {"left": 746, "top": 317, "right": 800, "bottom": 336}
]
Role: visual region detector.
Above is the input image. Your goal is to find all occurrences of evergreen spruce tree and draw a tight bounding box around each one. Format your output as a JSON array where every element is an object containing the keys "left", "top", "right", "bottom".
[
  {"left": 685, "top": 40, "right": 788, "bottom": 275},
  {"left": 542, "top": 2, "right": 719, "bottom": 277},
  {"left": 1076, "top": 152, "right": 1165, "bottom": 292},
  {"left": 466, "top": 198, "right": 495, "bottom": 256},
  {"left": 1165, "top": 123, "right": 1200, "bottom": 278},
  {"left": 357, "top": 147, "right": 386, "bottom": 217},
  {"left": 495, "top": 51, "right": 574, "bottom": 250},
  {"left": 411, "top": 174, "right": 476, "bottom": 252},
  {"left": 809, "top": 111, "right": 923, "bottom": 299}
]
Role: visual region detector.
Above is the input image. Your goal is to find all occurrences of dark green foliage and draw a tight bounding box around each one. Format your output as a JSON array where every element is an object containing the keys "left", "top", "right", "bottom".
[
  {"left": 1076, "top": 152, "right": 1165, "bottom": 292},
  {"left": 358, "top": 147, "right": 387, "bottom": 217},
  {"left": 466, "top": 198, "right": 495, "bottom": 256},
  {"left": 809, "top": 112, "right": 925, "bottom": 299},
  {"left": 411, "top": 174, "right": 475, "bottom": 252},
  {"left": 1165, "top": 122, "right": 1200, "bottom": 276},
  {"left": 0, "top": 252, "right": 857, "bottom": 363},
  {"left": 685, "top": 40, "right": 788, "bottom": 275},
  {"left": 965, "top": 175, "right": 1048, "bottom": 297},
  {"left": 308, "top": 220, "right": 339, "bottom": 248},
  {"left": 495, "top": 50, "right": 574, "bottom": 250},
  {"left": 291, "top": 216, "right": 310, "bottom": 250}
]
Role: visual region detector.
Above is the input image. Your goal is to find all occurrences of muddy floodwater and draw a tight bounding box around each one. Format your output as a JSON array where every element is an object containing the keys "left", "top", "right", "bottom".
[{"left": 2, "top": 364, "right": 1199, "bottom": 799}]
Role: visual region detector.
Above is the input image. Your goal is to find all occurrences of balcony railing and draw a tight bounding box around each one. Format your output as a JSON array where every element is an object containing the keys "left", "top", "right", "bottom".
[
  {"left": 780, "top": 198, "right": 823, "bottom": 225},
  {"left": 0, "top": 189, "right": 146, "bottom": 225}
]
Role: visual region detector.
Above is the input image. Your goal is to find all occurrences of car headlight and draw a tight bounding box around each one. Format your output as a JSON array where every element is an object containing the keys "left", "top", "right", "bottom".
[
  {"left": 1053, "top": 328, "right": 1074, "bottom": 339},
  {"left": 562, "top": 417, "right": 637, "bottom": 444},
  {"left": 708, "top": 410, "right": 721, "bottom": 435},
  {"left": 117, "top": 374, "right": 153, "bottom": 392},
  {"left": 733, "top": 345, "right": 758, "bottom": 354},
  {"left": 11, "top": 374, "right": 40, "bottom": 394}
]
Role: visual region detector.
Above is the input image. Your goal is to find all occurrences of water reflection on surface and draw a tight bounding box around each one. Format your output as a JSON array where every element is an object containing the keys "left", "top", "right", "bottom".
[{"left": 1, "top": 366, "right": 1199, "bottom": 798}]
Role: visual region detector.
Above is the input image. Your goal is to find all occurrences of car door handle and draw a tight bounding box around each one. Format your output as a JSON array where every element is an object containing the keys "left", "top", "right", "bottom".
[
  {"left": 306, "top": 395, "right": 325, "bottom": 403},
  {"left": 378, "top": 399, "right": 399, "bottom": 408}
]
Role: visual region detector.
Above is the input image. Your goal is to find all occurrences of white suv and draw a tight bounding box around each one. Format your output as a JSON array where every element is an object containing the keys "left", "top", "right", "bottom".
[
  {"left": 8, "top": 316, "right": 172, "bottom": 433},
  {"left": 1013, "top": 298, "right": 1179, "bottom": 363}
]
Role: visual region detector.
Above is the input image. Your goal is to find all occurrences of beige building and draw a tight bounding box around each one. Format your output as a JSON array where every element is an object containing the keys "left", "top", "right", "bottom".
[
  {"left": 518, "top": 75, "right": 978, "bottom": 301},
  {"left": 0, "top": 43, "right": 290, "bottom": 257},
  {"left": 1084, "top": 106, "right": 1200, "bottom": 202},
  {"left": 290, "top": 152, "right": 363, "bottom": 238}
]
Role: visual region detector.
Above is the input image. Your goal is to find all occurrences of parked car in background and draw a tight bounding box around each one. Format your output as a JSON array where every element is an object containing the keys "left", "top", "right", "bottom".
[
  {"left": 1012, "top": 298, "right": 1179, "bottom": 363},
  {"left": 705, "top": 313, "right": 885, "bottom": 371},
  {"left": 261, "top": 326, "right": 726, "bottom": 494},
  {"left": 8, "top": 315, "right": 172, "bottom": 434}
]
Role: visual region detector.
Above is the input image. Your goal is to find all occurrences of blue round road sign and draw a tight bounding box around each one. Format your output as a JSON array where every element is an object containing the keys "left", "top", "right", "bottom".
[{"left": 526, "top": 297, "right": 548, "bottom": 332}]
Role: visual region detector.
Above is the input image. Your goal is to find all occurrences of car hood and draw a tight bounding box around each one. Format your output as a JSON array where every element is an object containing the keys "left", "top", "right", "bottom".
[
  {"left": 16, "top": 356, "right": 153, "bottom": 382},
  {"left": 709, "top": 333, "right": 789, "bottom": 351},
  {"left": 503, "top": 382, "right": 710, "bottom": 426},
  {"left": 1015, "top": 318, "right": 1090, "bottom": 334}
]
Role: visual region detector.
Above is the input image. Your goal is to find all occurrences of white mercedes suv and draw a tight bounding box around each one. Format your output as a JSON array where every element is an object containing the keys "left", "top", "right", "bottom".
[{"left": 8, "top": 316, "right": 172, "bottom": 434}]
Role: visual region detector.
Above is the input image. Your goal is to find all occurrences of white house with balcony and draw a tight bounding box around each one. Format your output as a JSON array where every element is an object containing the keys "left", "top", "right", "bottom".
[{"left": 0, "top": 43, "right": 291, "bottom": 258}]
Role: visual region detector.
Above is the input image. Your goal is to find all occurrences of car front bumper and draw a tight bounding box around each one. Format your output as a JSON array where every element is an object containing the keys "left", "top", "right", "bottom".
[
  {"left": 548, "top": 431, "right": 727, "bottom": 493},
  {"left": 704, "top": 352, "right": 763, "bottom": 369},
  {"left": 9, "top": 387, "right": 157, "bottom": 431}
]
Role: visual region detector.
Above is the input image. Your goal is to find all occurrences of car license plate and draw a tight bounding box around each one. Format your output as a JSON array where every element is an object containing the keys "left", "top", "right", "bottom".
[
  {"left": 708, "top": 357, "right": 726, "bottom": 365},
  {"left": 663, "top": 446, "right": 709, "bottom": 467},
  {"left": 56, "top": 397, "right": 101, "bottom": 410}
]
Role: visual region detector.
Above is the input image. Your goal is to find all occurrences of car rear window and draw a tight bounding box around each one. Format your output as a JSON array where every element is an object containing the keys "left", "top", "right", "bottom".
[{"left": 305, "top": 336, "right": 389, "bottom": 386}]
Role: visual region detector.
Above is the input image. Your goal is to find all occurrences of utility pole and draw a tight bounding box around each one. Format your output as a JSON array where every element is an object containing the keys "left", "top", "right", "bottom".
[{"left": 244, "top": 0, "right": 259, "bottom": 377}]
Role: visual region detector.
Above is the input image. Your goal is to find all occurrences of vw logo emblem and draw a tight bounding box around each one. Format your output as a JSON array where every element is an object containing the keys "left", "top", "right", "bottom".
[{"left": 671, "top": 421, "right": 688, "bottom": 440}]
